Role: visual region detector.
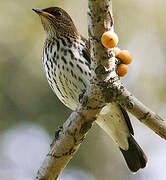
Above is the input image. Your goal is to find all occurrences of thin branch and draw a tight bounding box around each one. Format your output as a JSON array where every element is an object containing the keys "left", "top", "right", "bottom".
[{"left": 106, "top": 82, "right": 166, "bottom": 139}]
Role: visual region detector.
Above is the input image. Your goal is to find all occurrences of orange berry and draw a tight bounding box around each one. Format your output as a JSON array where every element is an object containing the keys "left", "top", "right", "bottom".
[
  {"left": 117, "top": 64, "right": 128, "bottom": 77},
  {"left": 114, "top": 47, "right": 121, "bottom": 57},
  {"left": 101, "top": 31, "right": 119, "bottom": 48},
  {"left": 117, "top": 50, "right": 133, "bottom": 64}
]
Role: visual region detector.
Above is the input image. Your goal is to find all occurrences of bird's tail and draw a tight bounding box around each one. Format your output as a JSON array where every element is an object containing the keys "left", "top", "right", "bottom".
[
  {"left": 119, "top": 135, "right": 147, "bottom": 172},
  {"left": 96, "top": 103, "right": 147, "bottom": 172}
]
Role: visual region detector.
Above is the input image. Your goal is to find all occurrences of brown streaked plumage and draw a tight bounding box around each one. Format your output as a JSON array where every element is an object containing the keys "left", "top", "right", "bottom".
[{"left": 33, "top": 7, "right": 147, "bottom": 172}]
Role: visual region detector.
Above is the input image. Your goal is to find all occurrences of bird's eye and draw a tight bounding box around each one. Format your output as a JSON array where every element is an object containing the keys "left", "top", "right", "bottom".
[{"left": 52, "top": 10, "right": 62, "bottom": 17}]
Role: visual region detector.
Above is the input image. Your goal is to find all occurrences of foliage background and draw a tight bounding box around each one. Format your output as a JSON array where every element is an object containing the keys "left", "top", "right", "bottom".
[{"left": 0, "top": 0, "right": 166, "bottom": 179}]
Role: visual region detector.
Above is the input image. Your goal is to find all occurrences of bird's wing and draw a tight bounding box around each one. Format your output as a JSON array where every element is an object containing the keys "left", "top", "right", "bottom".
[{"left": 80, "top": 36, "right": 91, "bottom": 64}]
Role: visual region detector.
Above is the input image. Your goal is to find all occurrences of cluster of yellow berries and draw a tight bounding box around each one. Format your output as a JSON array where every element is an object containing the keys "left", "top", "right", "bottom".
[{"left": 101, "top": 31, "right": 133, "bottom": 77}]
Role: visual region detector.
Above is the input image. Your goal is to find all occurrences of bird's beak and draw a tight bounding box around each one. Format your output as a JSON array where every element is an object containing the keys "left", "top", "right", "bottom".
[{"left": 32, "top": 8, "right": 55, "bottom": 18}]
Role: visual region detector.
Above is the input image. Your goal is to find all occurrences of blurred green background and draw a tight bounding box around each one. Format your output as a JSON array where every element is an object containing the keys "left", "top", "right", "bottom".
[{"left": 0, "top": 0, "right": 166, "bottom": 179}]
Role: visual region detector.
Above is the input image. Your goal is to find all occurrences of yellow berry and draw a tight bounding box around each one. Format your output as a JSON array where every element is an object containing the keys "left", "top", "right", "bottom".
[
  {"left": 114, "top": 47, "right": 121, "bottom": 57},
  {"left": 117, "top": 64, "right": 128, "bottom": 77},
  {"left": 101, "top": 31, "right": 119, "bottom": 48},
  {"left": 117, "top": 50, "right": 133, "bottom": 64}
]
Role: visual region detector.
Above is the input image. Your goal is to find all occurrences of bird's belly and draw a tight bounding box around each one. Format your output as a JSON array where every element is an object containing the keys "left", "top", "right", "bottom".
[{"left": 43, "top": 49, "right": 91, "bottom": 110}]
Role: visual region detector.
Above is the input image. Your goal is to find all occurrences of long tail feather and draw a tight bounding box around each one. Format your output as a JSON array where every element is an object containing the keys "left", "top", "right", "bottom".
[{"left": 119, "top": 136, "right": 147, "bottom": 172}]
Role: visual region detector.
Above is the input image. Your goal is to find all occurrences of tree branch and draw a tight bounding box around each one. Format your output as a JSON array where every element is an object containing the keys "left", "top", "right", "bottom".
[
  {"left": 35, "top": 82, "right": 107, "bottom": 180},
  {"left": 106, "top": 82, "right": 166, "bottom": 139},
  {"left": 35, "top": 104, "right": 102, "bottom": 180},
  {"left": 88, "top": 0, "right": 116, "bottom": 80}
]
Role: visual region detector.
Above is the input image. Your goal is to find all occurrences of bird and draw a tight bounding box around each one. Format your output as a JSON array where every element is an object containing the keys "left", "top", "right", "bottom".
[{"left": 32, "top": 7, "right": 147, "bottom": 172}]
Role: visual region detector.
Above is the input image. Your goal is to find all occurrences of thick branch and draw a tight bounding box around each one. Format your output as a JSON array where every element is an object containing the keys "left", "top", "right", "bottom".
[
  {"left": 88, "top": 0, "right": 117, "bottom": 81},
  {"left": 36, "top": 106, "right": 100, "bottom": 180},
  {"left": 35, "top": 83, "right": 106, "bottom": 180}
]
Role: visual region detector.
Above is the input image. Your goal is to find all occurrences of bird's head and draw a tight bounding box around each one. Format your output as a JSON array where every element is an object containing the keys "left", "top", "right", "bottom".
[{"left": 32, "top": 7, "right": 78, "bottom": 38}]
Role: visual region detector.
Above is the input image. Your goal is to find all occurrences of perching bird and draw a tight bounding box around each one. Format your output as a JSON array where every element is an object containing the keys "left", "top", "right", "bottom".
[{"left": 33, "top": 7, "right": 147, "bottom": 172}]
